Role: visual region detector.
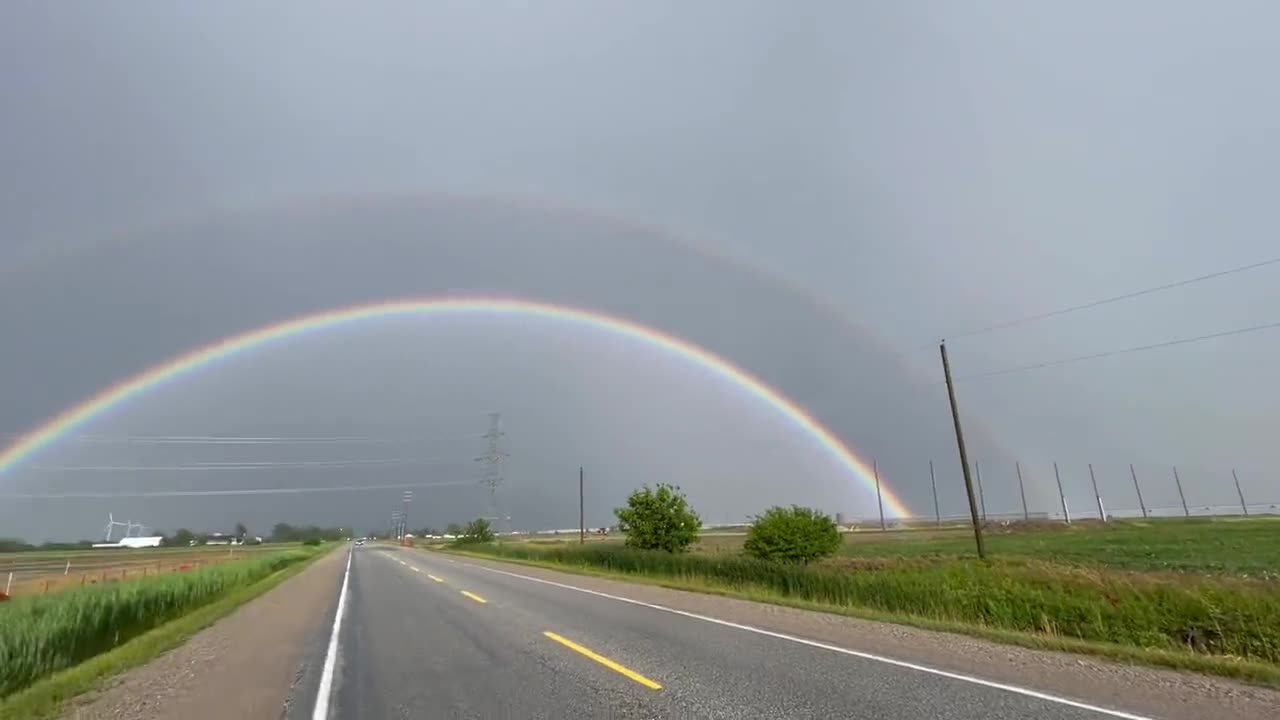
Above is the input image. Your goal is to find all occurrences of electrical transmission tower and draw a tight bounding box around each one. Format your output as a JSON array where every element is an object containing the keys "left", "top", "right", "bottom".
[{"left": 474, "top": 413, "right": 507, "bottom": 532}]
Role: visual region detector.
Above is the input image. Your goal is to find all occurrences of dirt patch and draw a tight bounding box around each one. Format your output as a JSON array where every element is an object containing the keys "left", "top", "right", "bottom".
[{"left": 60, "top": 549, "right": 346, "bottom": 720}]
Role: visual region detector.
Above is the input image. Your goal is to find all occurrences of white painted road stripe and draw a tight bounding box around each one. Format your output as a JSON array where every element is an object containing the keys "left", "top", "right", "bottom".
[
  {"left": 312, "top": 548, "right": 353, "bottom": 720},
  {"left": 459, "top": 559, "right": 1154, "bottom": 720}
]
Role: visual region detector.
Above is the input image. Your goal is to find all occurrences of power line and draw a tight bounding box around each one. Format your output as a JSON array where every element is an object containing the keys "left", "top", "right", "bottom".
[
  {"left": 0, "top": 434, "right": 471, "bottom": 444},
  {"left": 28, "top": 459, "right": 467, "bottom": 472},
  {"left": 0, "top": 480, "right": 475, "bottom": 499},
  {"left": 945, "top": 255, "right": 1280, "bottom": 341},
  {"left": 955, "top": 319, "right": 1280, "bottom": 381}
]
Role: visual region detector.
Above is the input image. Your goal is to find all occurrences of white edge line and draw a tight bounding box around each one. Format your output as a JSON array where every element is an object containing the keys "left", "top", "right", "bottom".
[
  {"left": 312, "top": 548, "right": 353, "bottom": 720},
  {"left": 457, "top": 559, "right": 1155, "bottom": 720}
]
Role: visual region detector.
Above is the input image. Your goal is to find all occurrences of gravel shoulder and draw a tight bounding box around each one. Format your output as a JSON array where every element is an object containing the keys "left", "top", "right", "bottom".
[
  {"left": 60, "top": 548, "right": 346, "bottom": 720},
  {"left": 438, "top": 550, "right": 1280, "bottom": 720}
]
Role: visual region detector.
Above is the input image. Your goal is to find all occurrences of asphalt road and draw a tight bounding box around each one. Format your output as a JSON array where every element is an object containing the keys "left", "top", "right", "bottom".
[{"left": 294, "top": 545, "right": 1153, "bottom": 720}]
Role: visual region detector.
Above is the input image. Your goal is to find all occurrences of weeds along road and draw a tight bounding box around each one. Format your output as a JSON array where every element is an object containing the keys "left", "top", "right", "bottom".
[{"left": 285, "top": 544, "right": 1271, "bottom": 720}]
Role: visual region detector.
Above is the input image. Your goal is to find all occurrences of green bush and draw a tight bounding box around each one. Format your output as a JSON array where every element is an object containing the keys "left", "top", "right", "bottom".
[
  {"left": 301, "top": 538, "right": 322, "bottom": 546},
  {"left": 614, "top": 484, "right": 700, "bottom": 553},
  {"left": 452, "top": 518, "right": 495, "bottom": 545},
  {"left": 0, "top": 550, "right": 313, "bottom": 697},
  {"left": 744, "top": 506, "right": 840, "bottom": 563}
]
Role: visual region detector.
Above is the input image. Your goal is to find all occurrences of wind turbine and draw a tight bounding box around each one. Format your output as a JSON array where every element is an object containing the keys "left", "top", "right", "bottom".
[{"left": 103, "top": 513, "right": 130, "bottom": 542}]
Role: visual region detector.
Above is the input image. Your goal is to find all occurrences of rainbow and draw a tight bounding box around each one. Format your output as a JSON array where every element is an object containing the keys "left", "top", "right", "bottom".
[{"left": 0, "top": 297, "right": 912, "bottom": 517}]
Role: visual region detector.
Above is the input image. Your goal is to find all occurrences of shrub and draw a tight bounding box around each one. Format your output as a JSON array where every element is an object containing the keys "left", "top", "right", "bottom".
[
  {"left": 301, "top": 538, "right": 322, "bottom": 546},
  {"left": 453, "top": 518, "right": 495, "bottom": 545},
  {"left": 744, "top": 505, "right": 841, "bottom": 563},
  {"left": 614, "top": 484, "right": 700, "bottom": 553}
]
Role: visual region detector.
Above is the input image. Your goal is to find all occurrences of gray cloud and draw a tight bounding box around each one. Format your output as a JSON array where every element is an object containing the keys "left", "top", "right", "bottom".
[{"left": 2, "top": 2, "right": 1278, "bottom": 540}]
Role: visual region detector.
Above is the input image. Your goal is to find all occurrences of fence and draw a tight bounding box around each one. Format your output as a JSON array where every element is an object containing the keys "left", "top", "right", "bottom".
[
  {"left": 849, "top": 459, "right": 1278, "bottom": 530},
  {"left": 0, "top": 547, "right": 246, "bottom": 599}
]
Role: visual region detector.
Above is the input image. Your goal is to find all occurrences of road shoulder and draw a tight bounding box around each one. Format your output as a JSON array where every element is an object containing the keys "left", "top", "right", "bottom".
[
  {"left": 435, "top": 549, "right": 1280, "bottom": 720},
  {"left": 61, "top": 547, "right": 347, "bottom": 720}
]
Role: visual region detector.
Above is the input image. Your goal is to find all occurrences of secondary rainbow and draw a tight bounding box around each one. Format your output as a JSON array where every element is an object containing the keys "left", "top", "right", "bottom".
[{"left": 0, "top": 297, "right": 912, "bottom": 517}]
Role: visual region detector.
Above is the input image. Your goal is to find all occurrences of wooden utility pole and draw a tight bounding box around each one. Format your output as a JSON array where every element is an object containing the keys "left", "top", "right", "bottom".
[
  {"left": 1172, "top": 466, "right": 1190, "bottom": 518},
  {"left": 940, "top": 341, "right": 986, "bottom": 558},
  {"left": 579, "top": 466, "right": 585, "bottom": 544},
  {"left": 1016, "top": 462, "right": 1029, "bottom": 521},
  {"left": 1232, "top": 469, "right": 1249, "bottom": 516},
  {"left": 874, "top": 460, "right": 886, "bottom": 531},
  {"left": 929, "top": 460, "right": 941, "bottom": 526},
  {"left": 1130, "top": 464, "right": 1148, "bottom": 518}
]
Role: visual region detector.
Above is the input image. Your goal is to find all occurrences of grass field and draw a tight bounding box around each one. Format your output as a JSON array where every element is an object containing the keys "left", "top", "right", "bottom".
[
  {"left": 0, "top": 545, "right": 323, "bottom": 699},
  {"left": 694, "top": 517, "right": 1280, "bottom": 575},
  {"left": 455, "top": 518, "right": 1280, "bottom": 685},
  {"left": 0, "top": 544, "right": 294, "bottom": 597}
]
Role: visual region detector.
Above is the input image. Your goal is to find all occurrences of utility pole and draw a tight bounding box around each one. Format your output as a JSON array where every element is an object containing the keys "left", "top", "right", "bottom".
[
  {"left": 874, "top": 460, "right": 886, "bottom": 531},
  {"left": 1015, "top": 461, "right": 1029, "bottom": 521},
  {"left": 1172, "top": 466, "right": 1190, "bottom": 518},
  {"left": 1088, "top": 463, "right": 1106, "bottom": 521},
  {"left": 974, "top": 461, "right": 987, "bottom": 522},
  {"left": 1054, "top": 462, "right": 1071, "bottom": 523},
  {"left": 1130, "top": 464, "right": 1148, "bottom": 518},
  {"left": 940, "top": 341, "right": 985, "bottom": 558},
  {"left": 1232, "top": 469, "right": 1249, "bottom": 516},
  {"left": 579, "top": 466, "right": 586, "bottom": 544},
  {"left": 475, "top": 413, "right": 508, "bottom": 533},
  {"left": 401, "top": 490, "right": 413, "bottom": 542},
  {"left": 929, "top": 460, "right": 940, "bottom": 526}
]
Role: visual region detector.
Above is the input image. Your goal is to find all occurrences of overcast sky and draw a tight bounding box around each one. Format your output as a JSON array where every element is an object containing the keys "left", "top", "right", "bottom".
[{"left": 2, "top": 2, "right": 1277, "bottom": 541}]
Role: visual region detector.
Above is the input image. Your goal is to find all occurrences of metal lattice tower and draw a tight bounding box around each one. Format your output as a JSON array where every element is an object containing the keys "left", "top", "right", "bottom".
[{"left": 474, "top": 413, "right": 507, "bottom": 530}]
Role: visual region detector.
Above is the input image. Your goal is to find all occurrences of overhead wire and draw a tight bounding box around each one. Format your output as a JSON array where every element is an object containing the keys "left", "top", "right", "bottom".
[
  {"left": 954, "top": 319, "right": 1280, "bottom": 381},
  {"left": 942, "top": 255, "right": 1280, "bottom": 341}
]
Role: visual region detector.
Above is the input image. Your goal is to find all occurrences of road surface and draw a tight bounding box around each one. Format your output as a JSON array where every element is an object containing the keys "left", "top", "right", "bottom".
[{"left": 293, "top": 545, "right": 1163, "bottom": 720}]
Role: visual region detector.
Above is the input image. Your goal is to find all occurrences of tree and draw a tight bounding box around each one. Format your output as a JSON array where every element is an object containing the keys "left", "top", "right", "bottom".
[
  {"left": 234, "top": 522, "right": 248, "bottom": 538},
  {"left": 614, "top": 484, "right": 701, "bottom": 553},
  {"left": 445, "top": 523, "right": 464, "bottom": 536},
  {"left": 170, "top": 528, "right": 196, "bottom": 546},
  {"left": 454, "top": 518, "right": 495, "bottom": 544},
  {"left": 743, "top": 506, "right": 840, "bottom": 564}
]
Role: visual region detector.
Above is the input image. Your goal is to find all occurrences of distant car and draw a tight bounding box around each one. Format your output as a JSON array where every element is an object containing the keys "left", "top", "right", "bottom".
[{"left": 355, "top": 539, "right": 366, "bottom": 546}]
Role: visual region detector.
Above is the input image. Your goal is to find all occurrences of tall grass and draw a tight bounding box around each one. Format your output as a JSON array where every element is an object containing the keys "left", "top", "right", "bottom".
[
  {"left": 0, "top": 548, "right": 316, "bottom": 697},
  {"left": 470, "top": 543, "right": 1280, "bottom": 663}
]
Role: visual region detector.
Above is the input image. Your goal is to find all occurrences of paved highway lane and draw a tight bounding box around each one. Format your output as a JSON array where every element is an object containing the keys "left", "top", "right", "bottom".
[{"left": 308, "top": 545, "right": 1151, "bottom": 720}]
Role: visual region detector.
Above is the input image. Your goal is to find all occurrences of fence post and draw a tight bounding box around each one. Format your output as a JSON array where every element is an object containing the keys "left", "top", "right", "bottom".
[
  {"left": 1054, "top": 462, "right": 1071, "bottom": 523},
  {"left": 929, "top": 460, "right": 941, "bottom": 526},
  {"left": 975, "top": 461, "right": 987, "bottom": 522},
  {"left": 64, "top": 560, "right": 71, "bottom": 575},
  {"left": 1088, "top": 463, "right": 1107, "bottom": 521},
  {"left": 43, "top": 579, "right": 49, "bottom": 594},
  {"left": 1130, "top": 464, "right": 1148, "bottom": 518},
  {"left": 5, "top": 572, "right": 11, "bottom": 595},
  {"left": 1016, "top": 461, "right": 1029, "bottom": 521},
  {"left": 1172, "top": 466, "right": 1190, "bottom": 517},
  {"left": 1232, "top": 469, "right": 1249, "bottom": 516},
  {"left": 874, "top": 460, "right": 886, "bottom": 531}
]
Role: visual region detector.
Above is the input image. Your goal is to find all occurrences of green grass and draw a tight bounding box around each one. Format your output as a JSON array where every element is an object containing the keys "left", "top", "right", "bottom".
[
  {"left": 0, "top": 547, "right": 322, "bottom": 699},
  {"left": 694, "top": 517, "right": 1280, "bottom": 575},
  {"left": 453, "top": 532, "right": 1280, "bottom": 684},
  {"left": 0, "top": 546, "right": 330, "bottom": 720}
]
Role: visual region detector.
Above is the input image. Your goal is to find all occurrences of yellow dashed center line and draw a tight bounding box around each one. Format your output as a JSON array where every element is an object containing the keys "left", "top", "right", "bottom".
[
  {"left": 542, "top": 631, "right": 662, "bottom": 690},
  {"left": 460, "top": 591, "right": 488, "bottom": 604},
  {"left": 410, "top": 567, "right": 420, "bottom": 572},
  {"left": 427, "top": 574, "right": 444, "bottom": 583}
]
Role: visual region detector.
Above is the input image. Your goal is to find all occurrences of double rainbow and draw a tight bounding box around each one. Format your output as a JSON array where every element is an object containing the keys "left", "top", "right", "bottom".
[{"left": 0, "top": 297, "right": 911, "bottom": 518}]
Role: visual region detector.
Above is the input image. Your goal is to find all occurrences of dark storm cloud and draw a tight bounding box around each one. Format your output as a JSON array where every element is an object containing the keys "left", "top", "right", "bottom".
[{"left": 3, "top": 2, "right": 1279, "bottom": 538}]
